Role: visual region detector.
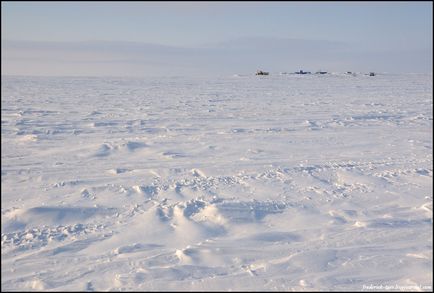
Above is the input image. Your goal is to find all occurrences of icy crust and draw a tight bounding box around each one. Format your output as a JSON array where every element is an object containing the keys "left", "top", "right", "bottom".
[{"left": 1, "top": 74, "right": 432, "bottom": 291}]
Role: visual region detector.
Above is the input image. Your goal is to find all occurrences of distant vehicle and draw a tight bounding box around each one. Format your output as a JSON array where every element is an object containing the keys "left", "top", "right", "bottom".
[
  {"left": 369, "top": 72, "right": 376, "bottom": 76},
  {"left": 295, "top": 70, "right": 311, "bottom": 74},
  {"left": 256, "top": 70, "right": 269, "bottom": 75},
  {"left": 346, "top": 71, "right": 352, "bottom": 74}
]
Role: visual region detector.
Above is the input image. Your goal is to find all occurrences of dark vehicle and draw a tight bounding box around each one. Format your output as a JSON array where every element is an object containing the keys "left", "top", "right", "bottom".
[{"left": 256, "top": 70, "right": 269, "bottom": 75}]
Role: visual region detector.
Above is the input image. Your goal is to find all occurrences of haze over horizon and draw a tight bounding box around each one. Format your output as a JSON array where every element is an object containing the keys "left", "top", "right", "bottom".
[{"left": 2, "top": 2, "right": 432, "bottom": 76}]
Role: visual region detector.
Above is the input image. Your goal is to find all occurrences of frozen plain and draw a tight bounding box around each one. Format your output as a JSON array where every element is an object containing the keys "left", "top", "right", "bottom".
[{"left": 1, "top": 73, "right": 432, "bottom": 291}]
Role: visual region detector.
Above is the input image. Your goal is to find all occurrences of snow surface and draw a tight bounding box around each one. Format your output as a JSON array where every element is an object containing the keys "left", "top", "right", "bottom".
[{"left": 1, "top": 73, "right": 432, "bottom": 291}]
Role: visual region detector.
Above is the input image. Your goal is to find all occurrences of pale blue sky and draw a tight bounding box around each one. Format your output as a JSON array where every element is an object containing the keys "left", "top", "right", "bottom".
[
  {"left": 2, "top": 1, "right": 432, "bottom": 75},
  {"left": 3, "top": 1, "right": 432, "bottom": 49}
]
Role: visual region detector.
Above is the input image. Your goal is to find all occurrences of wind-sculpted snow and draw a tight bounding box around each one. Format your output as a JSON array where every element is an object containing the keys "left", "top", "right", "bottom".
[{"left": 1, "top": 74, "right": 432, "bottom": 291}]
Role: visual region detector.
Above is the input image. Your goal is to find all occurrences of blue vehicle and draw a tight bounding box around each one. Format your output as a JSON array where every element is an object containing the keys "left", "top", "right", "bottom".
[{"left": 295, "top": 70, "right": 311, "bottom": 74}]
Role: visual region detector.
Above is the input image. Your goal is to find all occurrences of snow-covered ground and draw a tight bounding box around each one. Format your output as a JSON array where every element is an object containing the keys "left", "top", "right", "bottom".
[{"left": 1, "top": 73, "right": 432, "bottom": 291}]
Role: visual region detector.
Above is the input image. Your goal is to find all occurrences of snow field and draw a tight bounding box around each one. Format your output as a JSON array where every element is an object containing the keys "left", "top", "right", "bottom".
[{"left": 1, "top": 73, "right": 432, "bottom": 291}]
